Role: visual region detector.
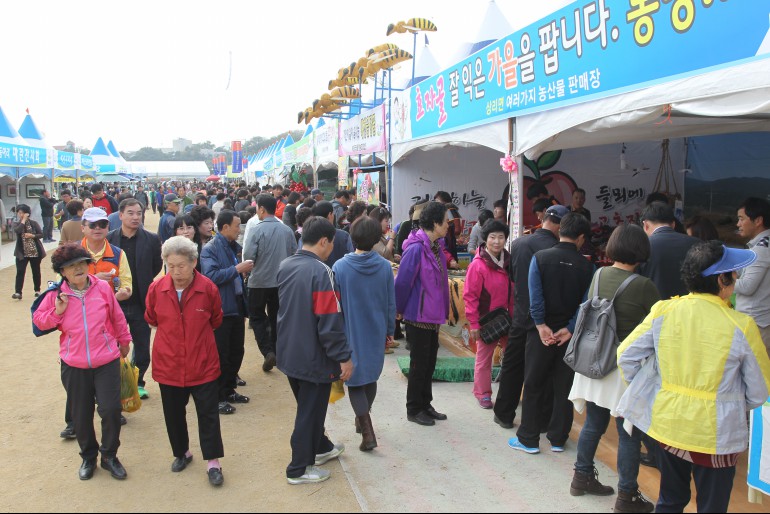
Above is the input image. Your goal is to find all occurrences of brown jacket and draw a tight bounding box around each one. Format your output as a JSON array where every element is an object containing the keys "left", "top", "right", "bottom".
[
  {"left": 59, "top": 219, "right": 83, "bottom": 246},
  {"left": 13, "top": 219, "right": 46, "bottom": 260}
]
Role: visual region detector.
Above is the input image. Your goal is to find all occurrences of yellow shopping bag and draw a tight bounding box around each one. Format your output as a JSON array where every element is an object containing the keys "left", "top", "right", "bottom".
[
  {"left": 329, "top": 380, "right": 345, "bottom": 404},
  {"left": 119, "top": 358, "right": 142, "bottom": 413}
]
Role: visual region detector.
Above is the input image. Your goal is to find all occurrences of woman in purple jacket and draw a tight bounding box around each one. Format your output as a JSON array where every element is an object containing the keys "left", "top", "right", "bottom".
[{"left": 395, "top": 202, "right": 450, "bottom": 427}]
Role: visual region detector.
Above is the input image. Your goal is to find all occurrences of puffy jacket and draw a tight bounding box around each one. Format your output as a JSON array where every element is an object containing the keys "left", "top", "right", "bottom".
[
  {"left": 33, "top": 276, "right": 131, "bottom": 369},
  {"left": 200, "top": 233, "right": 248, "bottom": 317},
  {"left": 463, "top": 246, "right": 514, "bottom": 330},
  {"left": 395, "top": 230, "right": 449, "bottom": 325},
  {"left": 145, "top": 272, "right": 223, "bottom": 387},
  {"left": 617, "top": 293, "right": 770, "bottom": 455}
]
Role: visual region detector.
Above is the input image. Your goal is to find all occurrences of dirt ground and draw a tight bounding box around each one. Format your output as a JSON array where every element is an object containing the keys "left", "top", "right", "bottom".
[{"left": 0, "top": 212, "right": 360, "bottom": 513}]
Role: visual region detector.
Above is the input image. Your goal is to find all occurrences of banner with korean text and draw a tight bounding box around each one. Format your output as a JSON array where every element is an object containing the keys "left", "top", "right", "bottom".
[
  {"left": 284, "top": 134, "right": 314, "bottom": 166},
  {"left": 231, "top": 141, "right": 243, "bottom": 174},
  {"left": 0, "top": 142, "right": 48, "bottom": 168},
  {"left": 395, "top": 0, "right": 770, "bottom": 142},
  {"left": 339, "top": 104, "right": 387, "bottom": 156}
]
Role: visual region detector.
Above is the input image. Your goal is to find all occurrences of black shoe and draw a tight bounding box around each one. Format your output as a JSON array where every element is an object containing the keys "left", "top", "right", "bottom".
[
  {"left": 79, "top": 458, "right": 97, "bottom": 480},
  {"left": 236, "top": 375, "right": 246, "bottom": 387},
  {"left": 100, "top": 456, "right": 127, "bottom": 480},
  {"left": 262, "top": 352, "right": 276, "bottom": 372},
  {"left": 60, "top": 424, "right": 77, "bottom": 439},
  {"left": 218, "top": 402, "right": 236, "bottom": 415},
  {"left": 208, "top": 467, "right": 224, "bottom": 486},
  {"left": 493, "top": 415, "right": 514, "bottom": 429},
  {"left": 227, "top": 392, "right": 250, "bottom": 404},
  {"left": 171, "top": 455, "right": 193, "bottom": 473},
  {"left": 120, "top": 415, "right": 127, "bottom": 426},
  {"left": 425, "top": 406, "right": 447, "bottom": 420},
  {"left": 407, "top": 411, "right": 436, "bottom": 426},
  {"left": 34, "top": 291, "right": 41, "bottom": 297},
  {"left": 639, "top": 452, "right": 658, "bottom": 469},
  {"left": 11, "top": 293, "right": 21, "bottom": 300}
]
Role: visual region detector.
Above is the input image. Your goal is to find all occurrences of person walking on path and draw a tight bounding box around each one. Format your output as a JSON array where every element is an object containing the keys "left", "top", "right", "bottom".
[
  {"left": 333, "top": 217, "right": 396, "bottom": 451},
  {"left": 395, "top": 201, "right": 451, "bottom": 427},
  {"left": 242, "top": 195, "right": 297, "bottom": 373},
  {"left": 53, "top": 189, "right": 73, "bottom": 231},
  {"left": 568, "top": 224, "right": 659, "bottom": 513},
  {"left": 90, "top": 183, "right": 119, "bottom": 215},
  {"left": 277, "top": 217, "right": 353, "bottom": 484},
  {"left": 617, "top": 241, "right": 770, "bottom": 513},
  {"left": 145, "top": 236, "right": 226, "bottom": 487},
  {"left": 34, "top": 244, "right": 132, "bottom": 481},
  {"left": 59, "top": 199, "right": 84, "bottom": 246},
  {"left": 463, "top": 220, "right": 513, "bottom": 410},
  {"left": 509, "top": 213, "right": 594, "bottom": 455},
  {"left": 11, "top": 204, "right": 45, "bottom": 300},
  {"left": 304, "top": 201, "right": 354, "bottom": 267},
  {"left": 735, "top": 197, "right": 770, "bottom": 357},
  {"left": 201, "top": 211, "right": 254, "bottom": 415},
  {"left": 158, "top": 194, "right": 182, "bottom": 244},
  {"left": 107, "top": 198, "right": 163, "bottom": 400},
  {"left": 493, "top": 205, "right": 564, "bottom": 429}
]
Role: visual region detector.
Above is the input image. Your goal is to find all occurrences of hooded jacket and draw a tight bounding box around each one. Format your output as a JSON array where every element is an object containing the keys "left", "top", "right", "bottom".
[
  {"left": 333, "top": 251, "right": 396, "bottom": 387},
  {"left": 463, "top": 246, "right": 514, "bottom": 330},
  {"left": 617, "top": 293, "right": 770, "bottom": 454},
  {"left": 33, "top": 275, "right": 131, "bottom": 369},
  {"left": 276, "top": 250, "right": 351, "bottom": 383},
  {"left": 145, "top": 271, "right": 223, "bottom": 387},
  {"left": 395, "top": 229, "right": 449, "bottom": 325}
]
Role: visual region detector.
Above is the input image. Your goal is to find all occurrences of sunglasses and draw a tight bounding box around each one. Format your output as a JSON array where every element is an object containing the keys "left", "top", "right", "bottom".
[{"left": 88, "top": 220, "right": 109, "bottom": 229}]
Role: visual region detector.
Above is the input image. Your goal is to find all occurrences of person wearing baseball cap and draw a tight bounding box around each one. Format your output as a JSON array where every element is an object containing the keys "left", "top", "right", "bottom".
[
  {"left": 158, "top": 194, "right": 183, "bottom": 244},
  {"left": 617, "top": 240, "right": 770, "bottom": 513},
  {"left": 494, "top": 203, "right": 567, "bottom": 431},
  {"left": 311, "top": 189, "right": 324, "bottom": 202},
  {"left": 79, "top": 208, "right": 132, "bottom": 303}
]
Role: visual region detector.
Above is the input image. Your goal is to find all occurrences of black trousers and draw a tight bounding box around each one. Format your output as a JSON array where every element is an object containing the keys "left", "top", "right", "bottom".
[
  {"left": 213, "top": 316, "right": 245, "bottom": 401},
  {"left": 61, "top": 359, "right": 121, "bottom": 460},
  {"left": 286, "top": 377, "right": 334, "bottom": 478},
  {"left": 15, "top": 256, "right": 42, "bottom": 294},
  {"left": 159, "top": 380, "right": 224, "bottom": 461},
  {"left": 516, "top": 334, "right": 575, "bottom": 448},
  {"left": 405, "top": 324, "right": 439, "bottom": 416},
  {"left": 42, "top": 216, "right": 53, "bottom": 240},
  {"left": 121, "top": 304, "right": 152, "bottom": 387},
  {"left": 248, "top": 287, "right": 279, "bottom": 357},
  {"left": 655, "top": 446, "right": 736, "bottom": 513},
  {"left": 495, "top": 326, "right": 554, "bottom": 426}
]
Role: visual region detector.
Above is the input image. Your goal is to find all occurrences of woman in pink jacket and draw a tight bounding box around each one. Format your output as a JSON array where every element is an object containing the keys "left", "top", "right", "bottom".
[
  {"left": 463, "top": 220, "right": 514, "bottom": 409},
  {"left": 33, "top": 244, "right": 132, "bottom": 482}
]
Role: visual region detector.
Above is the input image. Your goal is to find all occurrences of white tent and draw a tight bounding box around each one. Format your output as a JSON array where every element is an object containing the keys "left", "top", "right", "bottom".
[
  {"left": 448, "top": 0, "right": 514, "bottom": 66},
  {"left": 126, "top": 161, "right": 210, "bottom": 180}
]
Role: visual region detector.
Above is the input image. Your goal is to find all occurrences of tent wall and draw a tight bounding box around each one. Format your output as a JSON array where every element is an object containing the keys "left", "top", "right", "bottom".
[{"left": 392, "top": 145, "right": 508, "bottom": 225}]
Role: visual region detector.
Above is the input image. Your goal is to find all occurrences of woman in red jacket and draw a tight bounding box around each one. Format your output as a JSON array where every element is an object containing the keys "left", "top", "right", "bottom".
[
  {"left": 145, "top": 236, "right": 225, "bottom": 487},
  {"left": 463, "top": 220, "right": 514, "bottom": 409}
]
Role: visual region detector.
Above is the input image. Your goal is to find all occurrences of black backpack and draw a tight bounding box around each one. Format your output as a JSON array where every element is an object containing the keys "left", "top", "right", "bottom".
[{"left": 31, "top": 281, "right": 62, "bottom": 337}]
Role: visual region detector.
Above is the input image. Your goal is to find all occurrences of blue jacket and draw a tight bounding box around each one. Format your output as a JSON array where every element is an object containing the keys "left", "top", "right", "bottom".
[
  {"left": 200, "top": 234, "right": 247, "bottom": 318},
  {"left": 333, "top": 251, "right": 396, "bottom": 387},
  {"left": 158, "top": 210, "right": 176, "bottom": 243},
  {"left": 395, "top": 230, "right": 449, "bottom": 324}
]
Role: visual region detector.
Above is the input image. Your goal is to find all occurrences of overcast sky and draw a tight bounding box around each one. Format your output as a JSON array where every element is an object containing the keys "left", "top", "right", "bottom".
[{"left": 2, "top": 0, "right": 570, "bottom": 152}]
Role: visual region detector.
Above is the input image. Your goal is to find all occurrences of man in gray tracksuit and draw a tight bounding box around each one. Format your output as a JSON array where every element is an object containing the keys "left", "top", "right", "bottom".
[{"left": 242, "top": 194, "right": 297, "bottom": 372}]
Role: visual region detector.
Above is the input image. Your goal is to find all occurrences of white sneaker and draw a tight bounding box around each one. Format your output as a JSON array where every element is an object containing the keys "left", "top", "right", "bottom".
[
  {"left": 314, "top": 443, "right": 345, "bottom": 465},
  {"left": 287, "top": 465, "right": 331, "bottom": 485}
]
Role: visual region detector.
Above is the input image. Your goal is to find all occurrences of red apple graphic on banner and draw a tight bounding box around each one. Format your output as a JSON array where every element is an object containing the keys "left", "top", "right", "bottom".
[{"left": 521, "top": 151, "right": 578, "bottom": 230}]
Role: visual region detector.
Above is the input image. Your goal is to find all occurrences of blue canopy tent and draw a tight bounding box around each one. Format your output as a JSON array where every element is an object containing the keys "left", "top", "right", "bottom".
[{"left": 90, "top": 137, "right": 127, "bottom": 182}]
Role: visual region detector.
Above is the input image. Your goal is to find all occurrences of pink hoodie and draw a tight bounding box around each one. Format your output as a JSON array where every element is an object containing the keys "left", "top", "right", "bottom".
[
  {"left": 463, "top": 246, "right": 514, "bottom": 330},
  {"left": 33, "top": 275, "right": 131, "bottom": 369}
]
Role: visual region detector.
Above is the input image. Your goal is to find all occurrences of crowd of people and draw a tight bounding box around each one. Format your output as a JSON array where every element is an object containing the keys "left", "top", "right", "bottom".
[{"left": 13, "top": 179, "right": 770, "bottom": 511}]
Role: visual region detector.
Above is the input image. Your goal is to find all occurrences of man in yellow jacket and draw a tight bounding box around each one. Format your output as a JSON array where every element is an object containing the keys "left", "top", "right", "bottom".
[{"left": 617, "top": 241, "right": 770, "bottom": 513}]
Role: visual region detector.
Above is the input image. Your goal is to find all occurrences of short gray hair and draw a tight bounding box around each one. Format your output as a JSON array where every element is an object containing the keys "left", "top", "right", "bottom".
[{"left": 161, "top": 236, "right": 198, "bottom": 263}]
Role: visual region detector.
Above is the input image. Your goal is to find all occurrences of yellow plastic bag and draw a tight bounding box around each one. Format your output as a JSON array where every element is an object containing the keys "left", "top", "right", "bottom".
[
  {"left": 119, "top": 358, "right": 142, "bottom": 413},
  {"left": 329, "top": 380, "right": 345, "bottom": 404}
]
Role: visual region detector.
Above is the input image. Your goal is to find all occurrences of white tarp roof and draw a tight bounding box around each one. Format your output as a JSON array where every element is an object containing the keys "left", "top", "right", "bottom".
[
  {"left": 391, "top": 118, "right": 509, "bottom": 164},
  {"left": 515, "top": 59, "right": 770, "bottom": 157}
]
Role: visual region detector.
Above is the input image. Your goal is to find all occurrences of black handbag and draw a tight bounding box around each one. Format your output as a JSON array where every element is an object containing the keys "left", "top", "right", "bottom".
[
  {"left": 477, "top": 275, "right": 512, "bottom": 345},
  {"left": 478, "top": 307, "right": 512, "bottom": 344}
]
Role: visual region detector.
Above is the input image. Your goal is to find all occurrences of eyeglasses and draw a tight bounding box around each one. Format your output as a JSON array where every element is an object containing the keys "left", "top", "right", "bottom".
[{"left": 88, "top": 220, "right": 109, "bottom": 229}]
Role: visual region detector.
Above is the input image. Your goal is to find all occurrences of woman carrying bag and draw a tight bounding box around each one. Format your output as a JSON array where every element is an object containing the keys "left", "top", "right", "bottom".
[
  {"left": 463, "top": 220, "right": 514, "bottom": 409},
  {"left": 12, "top": 204, "right": 45, "bottom": 300}
]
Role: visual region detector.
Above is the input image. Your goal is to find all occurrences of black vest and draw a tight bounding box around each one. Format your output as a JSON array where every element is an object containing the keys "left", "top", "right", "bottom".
[{"left": 533, "top": 242, "right": 594, "bottom": 331}]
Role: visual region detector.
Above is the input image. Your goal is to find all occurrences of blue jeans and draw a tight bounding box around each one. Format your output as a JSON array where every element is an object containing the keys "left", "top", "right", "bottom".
[{"left": 574, "top": 401, "right": 642, "bottom": 493}]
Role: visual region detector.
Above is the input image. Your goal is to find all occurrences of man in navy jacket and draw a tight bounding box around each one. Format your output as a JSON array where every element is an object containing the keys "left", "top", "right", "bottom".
[{"left": 277, "top": 217, "right": 352, "bottom": 485}]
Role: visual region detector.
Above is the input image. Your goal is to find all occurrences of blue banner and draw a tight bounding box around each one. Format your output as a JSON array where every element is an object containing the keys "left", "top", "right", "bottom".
[
  {"left": 231, "top": 141, "right": 243, "bottom": 174},
  {"left": 0, "top": 141, "right": 48, "bottom": 168},
  {"left": 80, "top": 155, "right": 94, "bottom": 170},
  {"left": 56, "top": 151, "right": 76, "bottom": 170},
  {"left": 402, "top": 0, "right": 770, "bottom": 141}
]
